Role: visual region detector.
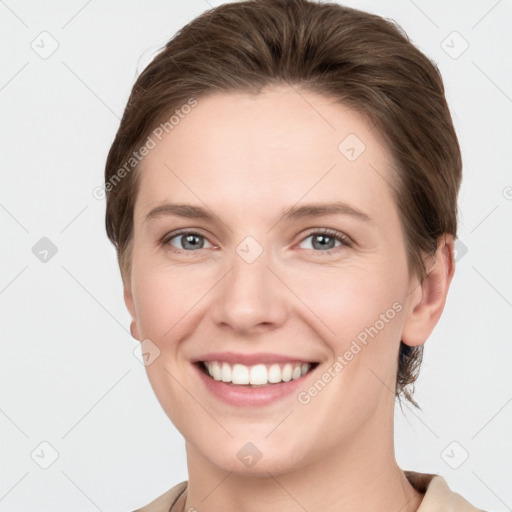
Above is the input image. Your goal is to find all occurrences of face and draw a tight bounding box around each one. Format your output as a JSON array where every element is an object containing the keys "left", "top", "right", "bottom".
[{"left": 125, "top": 85, "right": 423, "bottom": 475}]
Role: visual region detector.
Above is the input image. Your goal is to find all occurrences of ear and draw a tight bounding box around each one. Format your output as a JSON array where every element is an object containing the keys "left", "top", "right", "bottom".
[
  {"left": 401, "top": 234, "right": 456, "bottom": 347},
  {"left": 124, "top": 284, "right": 141, "bottom": 341}
]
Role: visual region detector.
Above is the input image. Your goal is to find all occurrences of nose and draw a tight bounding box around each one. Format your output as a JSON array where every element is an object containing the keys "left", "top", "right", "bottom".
[{"left": 210, "top": 245, "right": 289, "bottom": 336}]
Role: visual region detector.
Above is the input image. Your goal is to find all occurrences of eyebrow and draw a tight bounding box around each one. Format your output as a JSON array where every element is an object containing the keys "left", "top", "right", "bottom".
[{"left": 145, "top": 201, "right": 371, "bottom": 223}]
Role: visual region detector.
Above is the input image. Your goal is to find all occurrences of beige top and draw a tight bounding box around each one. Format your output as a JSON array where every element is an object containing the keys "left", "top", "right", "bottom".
[{"left": 133, "top": 471, "right": 485, "bottom": 512}]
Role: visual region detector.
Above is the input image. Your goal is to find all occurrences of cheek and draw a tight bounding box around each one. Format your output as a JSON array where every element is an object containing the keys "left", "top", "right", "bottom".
[
  {"left": 131, "top": 257, "right": 214, "bottom": 341},
  {"left": 130, "top": 263, "right": 214, "bottom": 433},
  {"left": 287, "top": 261, "right": 406, "bottom": 345},
  {"left": 287, "top": 260, "right": 407, "bottom": 412}
]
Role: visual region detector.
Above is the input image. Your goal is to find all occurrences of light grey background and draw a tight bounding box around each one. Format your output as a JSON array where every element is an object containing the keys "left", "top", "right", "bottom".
[{"left": 1, "top": 0, "right": 511, "bottom": 511}]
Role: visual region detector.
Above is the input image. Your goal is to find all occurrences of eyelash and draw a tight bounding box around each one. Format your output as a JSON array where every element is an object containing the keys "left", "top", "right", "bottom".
[{"left": 160, "top": 228, "right": 352, "bottom": 255}]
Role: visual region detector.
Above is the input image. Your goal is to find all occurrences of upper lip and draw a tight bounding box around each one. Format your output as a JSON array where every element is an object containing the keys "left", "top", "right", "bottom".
[{"left": 192, "top": 352, "right": 317, "bottom": 366}]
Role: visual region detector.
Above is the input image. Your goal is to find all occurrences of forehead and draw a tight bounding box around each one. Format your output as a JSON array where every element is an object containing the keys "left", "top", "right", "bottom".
[{"left": 134, "top": 85, "right": 397, "bottom": 222}]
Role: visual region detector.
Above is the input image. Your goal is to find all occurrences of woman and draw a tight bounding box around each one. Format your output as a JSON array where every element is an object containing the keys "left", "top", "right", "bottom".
[{"left": 104, "top": 1, "right": 483, "bottom": 510}]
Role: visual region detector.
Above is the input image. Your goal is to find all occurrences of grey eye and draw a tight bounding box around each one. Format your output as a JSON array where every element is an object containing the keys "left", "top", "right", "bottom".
[
  {"left": 169, "top": 233, "right": 212, "bottom": 251},
  {"left": 300, "top": 233, "right": 341, "bottom": 251}
]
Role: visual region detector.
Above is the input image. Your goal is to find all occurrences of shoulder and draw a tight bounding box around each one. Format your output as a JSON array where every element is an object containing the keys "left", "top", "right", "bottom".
[
  {"left": 405, "top": 471, "right": 485, "bottom": 512},
  {"left": 132, "top": 481, "right": 188, "bottom": 512},
  {"left": 132, "top": 474, "right": 487, "bottom": 512}
]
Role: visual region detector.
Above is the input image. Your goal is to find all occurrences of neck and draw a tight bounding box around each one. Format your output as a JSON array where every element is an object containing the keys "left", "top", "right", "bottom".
[{"left": 182, "top": 413, "right": 423, "bottom": 512}]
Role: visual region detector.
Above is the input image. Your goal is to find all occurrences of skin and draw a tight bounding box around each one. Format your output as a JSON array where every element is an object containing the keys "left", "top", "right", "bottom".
[{"left": 124, "top": 85, "right": 455, "bottom": 512}]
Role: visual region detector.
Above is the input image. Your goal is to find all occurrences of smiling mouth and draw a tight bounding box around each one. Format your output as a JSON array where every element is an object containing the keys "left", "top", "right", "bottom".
[{"left": 197, "top": 361, "right": 319, "bottom": 387}]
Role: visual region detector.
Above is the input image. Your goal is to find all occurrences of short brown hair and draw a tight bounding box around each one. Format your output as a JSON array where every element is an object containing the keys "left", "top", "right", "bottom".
[{"left": 104, "top": 0, "right": 462, "bottom": 406}]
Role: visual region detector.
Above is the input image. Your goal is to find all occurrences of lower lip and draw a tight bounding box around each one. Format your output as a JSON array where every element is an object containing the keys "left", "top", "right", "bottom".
[{"left": 194, "top": 363, "right": 316, "bottom": 407}]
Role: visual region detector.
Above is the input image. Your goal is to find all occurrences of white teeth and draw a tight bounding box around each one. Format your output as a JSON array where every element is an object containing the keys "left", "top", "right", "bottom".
[
  {"left": 203, "top": 361, "right": 313, "bottom": 386},
  {"left": 232, "top": 364, "right": 249, "bottom": 385},
  {"left": 211, "top": 361, "right": 221, "bottom": 381},
  {"left": 249, "top": 364, "right": 268, "bottom": 385},
  {"left": 282, "top": 363, "right": 293, "bottom": 382},
  {"left": 268, "top": 363, "right": 281, "bottom": 383},
  {"left": 221, "top": 362, "right": 231, "bottom": 382}
]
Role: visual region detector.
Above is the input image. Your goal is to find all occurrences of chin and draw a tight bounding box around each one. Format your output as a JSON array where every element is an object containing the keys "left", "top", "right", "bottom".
[{"left": 193, "top": 436, "right": 311, "bottom": 477}]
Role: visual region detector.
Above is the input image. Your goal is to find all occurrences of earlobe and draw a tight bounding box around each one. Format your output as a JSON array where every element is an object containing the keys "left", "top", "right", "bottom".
[
  {"left": 401, "top": 235, "right": 455, "bottom": 347},
  {"left": 124, "top": 286, "right": 141, "bottom": 341}
]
